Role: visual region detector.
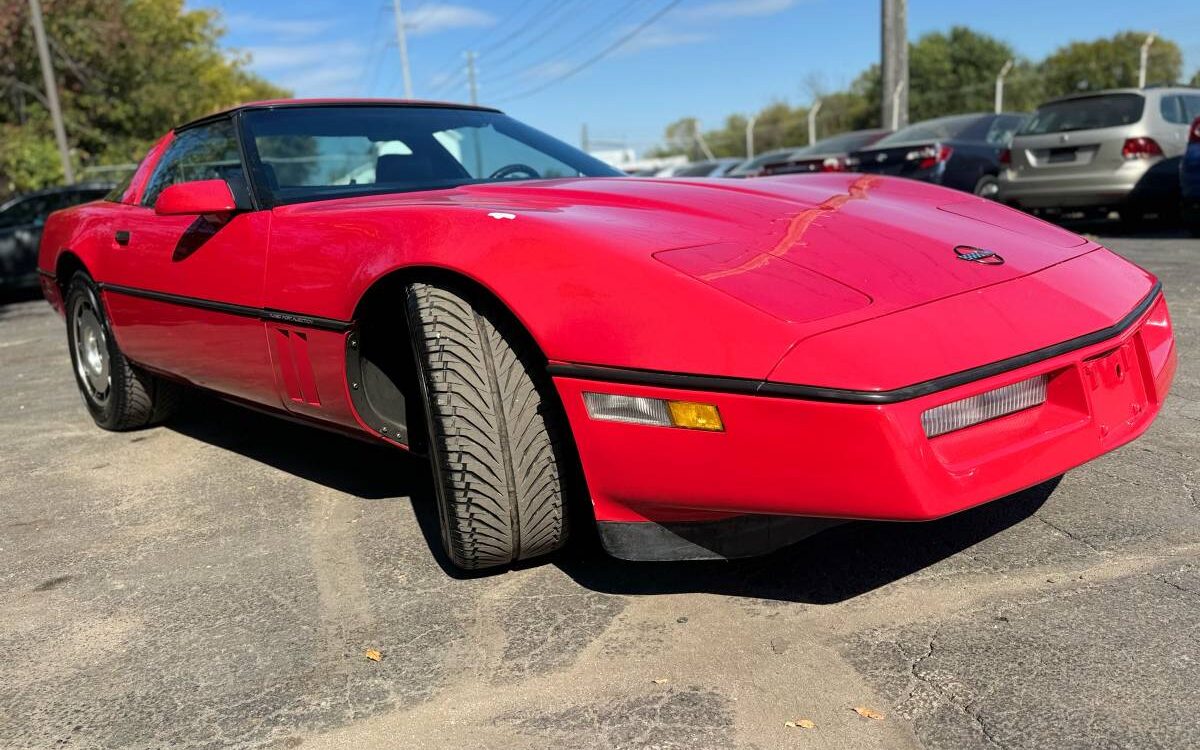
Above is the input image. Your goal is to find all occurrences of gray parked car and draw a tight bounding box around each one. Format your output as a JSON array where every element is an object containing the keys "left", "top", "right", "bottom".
[{"left": 999, "top": 87, "right": 1200, "bottom": 219}]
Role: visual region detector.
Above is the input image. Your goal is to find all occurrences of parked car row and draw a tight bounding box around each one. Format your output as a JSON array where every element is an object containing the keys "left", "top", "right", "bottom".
[{"left": 647, "top": 86, "right": 1200, "bottom": 231}]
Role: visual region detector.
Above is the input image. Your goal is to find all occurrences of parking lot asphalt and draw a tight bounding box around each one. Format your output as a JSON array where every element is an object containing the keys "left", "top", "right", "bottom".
[{"left": 1, "top": 226, "right": 1197, "bottom": 750}]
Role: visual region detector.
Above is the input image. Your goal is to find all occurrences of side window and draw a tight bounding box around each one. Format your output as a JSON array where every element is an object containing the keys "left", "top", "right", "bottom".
[
  {"left": 0, "top": 196, "right": 50, "bottom": 228},
  {"left": 984, "top": 115, "right": 1023, "bottom": 146},
  {"left": 1160, "top": 96, "right": 1187, "bottom": 125},
  {"left": 1182, "top": 95, "right": 1200, "bottom": 121},
  {"left": 141, "top": 120, "right": 242, "bottom": 207}
]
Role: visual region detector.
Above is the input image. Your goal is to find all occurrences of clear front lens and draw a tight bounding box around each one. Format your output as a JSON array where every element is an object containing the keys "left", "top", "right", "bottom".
[
  {"left": 583, "top": 392, "right": 673, "bottom": 427},
  {"left": 922, "top": 375, "right": 1048, "bottom": 438}
]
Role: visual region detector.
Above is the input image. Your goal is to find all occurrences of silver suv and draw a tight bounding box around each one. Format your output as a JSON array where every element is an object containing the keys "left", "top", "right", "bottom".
[{"left": 999, "top": 87, "right": 1200, "bottom": 218}]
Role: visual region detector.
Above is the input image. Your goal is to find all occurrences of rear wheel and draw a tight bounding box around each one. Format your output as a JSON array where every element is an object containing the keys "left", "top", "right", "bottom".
[
  {"left": 405, "top": 281, "right": 570, "bottom": 570},
  {"left": 65, "top": 274, "right": 179, "bottom": 431},
  {"left": 973, "top": 175, "right": 1000, "bottom": 199}
]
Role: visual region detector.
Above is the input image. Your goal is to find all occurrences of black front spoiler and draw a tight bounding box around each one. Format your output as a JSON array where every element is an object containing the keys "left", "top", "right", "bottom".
[{"left": 597, "top": 515, "right": 845, "bottom": 561}]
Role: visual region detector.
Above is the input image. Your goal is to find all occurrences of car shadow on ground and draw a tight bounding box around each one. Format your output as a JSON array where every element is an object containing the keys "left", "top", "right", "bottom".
[
  {"left": 0, "top": 287, "right": 43, "bottom": 311},
  {"left": 166, "top": 393, "right": 1055, "bottom": 604}
]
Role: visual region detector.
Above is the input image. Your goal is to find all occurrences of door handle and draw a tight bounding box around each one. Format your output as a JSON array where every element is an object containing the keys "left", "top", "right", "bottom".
[{"left": 114, "top": 230, "right": 130, "bottom": 246}]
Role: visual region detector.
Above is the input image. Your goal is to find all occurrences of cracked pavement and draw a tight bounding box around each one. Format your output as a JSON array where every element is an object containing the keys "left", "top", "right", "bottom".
[{"left": 1, "top": 226, "right": 1197, "bottom": 749}]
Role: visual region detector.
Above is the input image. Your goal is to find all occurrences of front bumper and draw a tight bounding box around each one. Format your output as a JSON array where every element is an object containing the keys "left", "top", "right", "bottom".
[{"left": 553, "top": 293, "right": 1175, "bottom": 558}]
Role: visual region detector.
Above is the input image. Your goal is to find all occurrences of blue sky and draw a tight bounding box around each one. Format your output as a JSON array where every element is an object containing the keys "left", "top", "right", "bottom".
[{"left": 202, "top": 0, "right": 1200, "bottom": 152}]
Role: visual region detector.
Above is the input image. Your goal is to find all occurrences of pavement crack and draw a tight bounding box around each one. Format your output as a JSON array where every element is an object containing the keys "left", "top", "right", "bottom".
[{"left": 1034, "top": 513, "right": 1103, "bottom": 554}]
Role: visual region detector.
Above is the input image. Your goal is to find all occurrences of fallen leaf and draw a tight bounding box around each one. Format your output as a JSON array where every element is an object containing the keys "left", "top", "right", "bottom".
[
  {"left": 797, "top": 719, "right": 816, "bottom": 729},
  {"left": 853, "top": 706, "right": 884, "bottom": 720},
  {"left": 651, "top": 678, "right": 669, "bottom": 684},
  {"left": 784, "top": 721, "right": 796, "bottom": 728},
  {"left": 364, "top": 649, "right": 382, "bottom": 662}
]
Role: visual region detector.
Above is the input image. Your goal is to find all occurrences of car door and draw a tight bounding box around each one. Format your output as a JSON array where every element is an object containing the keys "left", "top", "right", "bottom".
[{"left": 99, "top": 118, "right": 280, "bottom": 407}]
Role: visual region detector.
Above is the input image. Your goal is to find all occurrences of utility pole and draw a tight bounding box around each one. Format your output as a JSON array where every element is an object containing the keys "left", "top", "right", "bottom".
[
  {"left": 465, "top": 51, "right": 478, "bottom": 105},
  {"left": 692, "top": 120, "right": 715, "bottom": 161},
  {"left": 880, "top": 0, "right": 908, "bottom": 131},
  {"left": 745, "top": 115, "right": 757, "bottom": 158},
  {"left": 1138, "top": 32, "right": 1156, "bottom": 89},
  {"left": 28, "top": 0, "right": 73, "bottom": 183},
  {"left": 391, "top": 0, "right": 413, "bottom": 99},
  {"left": 994, "top": 59, "right": 1014, "bottom": 113},
  {"left": 808, "top": 100, "right": 822, "bottom": 145},
  {"left": 581, "top": 123, "right": 590, "bottom": 151}
]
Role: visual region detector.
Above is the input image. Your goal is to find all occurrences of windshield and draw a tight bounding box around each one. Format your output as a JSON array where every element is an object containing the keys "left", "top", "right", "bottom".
[
  {"left": 871, "top": 115, "right": 981, "bottom": 147},
  {"left": 1019, "top": 94, "right": 1145, "bottom": 135},
  {"left": 240, "top": 106, "right": 620, "bottom": 205},
  {"left": 729, "top": 148, "right": 808, "bottom": 175},
  {"left": 808, "top": 130, "right": 886, "bottom": 154}
]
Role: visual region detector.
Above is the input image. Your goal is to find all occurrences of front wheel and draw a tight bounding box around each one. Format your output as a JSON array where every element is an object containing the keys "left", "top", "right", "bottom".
[
  {"left": 65, "top": 274, "right": 180, "bottom": 431},
  {"left": 405, "top": 281, "right": 570, "bottom": 570}
]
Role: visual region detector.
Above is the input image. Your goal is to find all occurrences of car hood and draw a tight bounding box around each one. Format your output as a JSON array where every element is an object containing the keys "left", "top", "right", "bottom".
[
  {"left": 444, "top": 174, "right": 1093, "bottom": 332},
  {"left": 283, "top": 174, "right": 1133, "bottom": 385}
]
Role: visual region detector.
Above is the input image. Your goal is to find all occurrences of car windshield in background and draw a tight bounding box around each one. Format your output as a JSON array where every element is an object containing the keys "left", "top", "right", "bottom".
[
  {"left": 1019, "top": 94, "right": 1145, "bottom": 135},
  {"left": 871, "top": 115, "right": 980, "bottom": 146},
  {"left": 808, "top": 130, "right": 885, "bottom": 153},
  {"left": 240, "top": 106, "right": 621, "bottom": 204}
]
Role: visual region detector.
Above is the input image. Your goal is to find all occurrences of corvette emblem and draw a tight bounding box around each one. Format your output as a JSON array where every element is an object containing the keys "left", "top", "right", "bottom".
[
  {"left": 875, "top": 153, "right": 888, "bottom": 163},
  {"left": 954, "top": 246, "right": 1004, "bottom": 265}
]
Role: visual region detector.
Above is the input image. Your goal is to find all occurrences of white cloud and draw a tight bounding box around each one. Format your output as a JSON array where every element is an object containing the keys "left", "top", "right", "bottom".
[
  {"left": 274, "top": 64, "right": 363, "bottom": 94},
  {"left": 618, "top": 29, "right": 713, "bottom": 55},
  {"left": 245, "top": 44, "right": 359, "bottom": 70},
  {"left": 224, "top": 15, "right": 335, "bottom": 38},
  {"left": 519, "top": 60, "right": 576, "bottom": 81},
  {"left": 407, "top": 4, "right": 496, "bottom": 36},
  {"left": 678, "top": 0, "right": 797, "bottom": 22}
]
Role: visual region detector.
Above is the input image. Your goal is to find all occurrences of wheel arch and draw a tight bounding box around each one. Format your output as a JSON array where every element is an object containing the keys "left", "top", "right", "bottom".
[{"left": 347, "top": 264, "right": 556, "bottom": 453}]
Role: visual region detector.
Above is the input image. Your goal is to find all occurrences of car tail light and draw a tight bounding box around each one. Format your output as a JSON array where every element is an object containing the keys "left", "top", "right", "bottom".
[
  {"left": 821, "top": 157, "right": 845, "bottom": 172},
  {"left": 906, "top": 144, "right": 953, "bottom": 170},
  {"left": 999, "top": 148, "right": 1011, "bottom": 166},
  {"left": 1121, "top": 137, "right": 1163, "bottom": 160},
  {"left": 583, "top": 392, "right": 724, "bottom": 432},
  {"left": 921, "top": 375, "right": 1048, "bottom": 438},
  {"left": 1189, "top": 116, "right": 1200, "bottom": 144}
]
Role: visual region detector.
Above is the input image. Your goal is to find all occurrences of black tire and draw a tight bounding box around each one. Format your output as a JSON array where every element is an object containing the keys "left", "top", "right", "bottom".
[
  {"left": 65, "top": 273, "right": 180, "bottom": 431},
  {"left": 405, "top": 281, "right": 570, "bottom": 570},
  {"left": 973, "top": 175, "right": 1000, "bottom": 200}
]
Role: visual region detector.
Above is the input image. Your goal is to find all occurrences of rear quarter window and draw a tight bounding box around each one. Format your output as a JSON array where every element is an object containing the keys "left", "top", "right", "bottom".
[{"left": 1020, "top": 94, "right": 1145, "bottom": 135}]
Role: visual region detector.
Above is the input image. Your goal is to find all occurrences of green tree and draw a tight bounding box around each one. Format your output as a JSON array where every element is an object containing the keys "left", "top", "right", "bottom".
[
  {"left": 0, "top": 0, "right": 287, "bottom": 196},
  {"left": 1190, "top": 70, "right": 1200, "bottom": 87},
  {"left": 1039, "top": 32, "right": 1182, "bottom": 95},
  {"left": 907, "top": 27, "right": 1043, "bottom": 120}
]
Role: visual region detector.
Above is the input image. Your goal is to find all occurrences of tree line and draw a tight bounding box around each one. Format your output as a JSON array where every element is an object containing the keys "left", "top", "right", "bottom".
[{"left": 653, "top": 27, "right": 1198, "bottom": 160}]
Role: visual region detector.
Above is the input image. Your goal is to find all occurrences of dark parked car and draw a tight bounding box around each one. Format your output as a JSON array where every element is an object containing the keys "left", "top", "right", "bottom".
[
  {"left": 760, "top": 129, "right": 891, "bottom": 175},
  {"left": 727, "top": 147, "right": 808, "bottom": 178},
  {"left": 1184, "top": 115, "right": 1200, "bottom": 236},
  {"left": 668, "top": 157, "right": 745, "bottom": 178},
  {"left": 849, "top": 113, "right": 1027, "bottom": 197},
  {"left": 1, "top": 184, "right": 110, "bottom": 291}
]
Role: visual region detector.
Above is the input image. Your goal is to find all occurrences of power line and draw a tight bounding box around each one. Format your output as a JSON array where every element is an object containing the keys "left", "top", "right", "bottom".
[
  {"left": 466, "top": 0, "right": 585, "bottom": 77},
  {"left": 480, "top": 0, "right": 649, "bottom": 92},
  {"left": 494, "top": 0, "right": 683, "bottom": 104},
  {"left": 424, "top": 0, "right": 557, "bottom": 97}
]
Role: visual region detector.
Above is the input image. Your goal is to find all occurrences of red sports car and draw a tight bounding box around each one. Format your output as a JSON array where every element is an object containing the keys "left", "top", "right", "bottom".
[{"left": 38, "top": 100, "right": 1177, "bottom": 569}]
